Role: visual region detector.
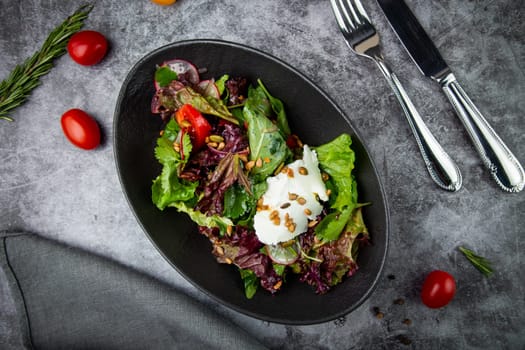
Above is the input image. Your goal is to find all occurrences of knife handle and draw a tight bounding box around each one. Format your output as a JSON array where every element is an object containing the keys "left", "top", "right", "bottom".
[
  {"left": 374, "top": 58, "right": 462, "bottom": 192},
  {"left": 439, "top": 73, "right": 525, "bottom": 192}
]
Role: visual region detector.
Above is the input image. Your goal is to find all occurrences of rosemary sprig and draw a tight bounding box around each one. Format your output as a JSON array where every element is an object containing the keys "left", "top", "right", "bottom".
[
  {"left": 0, "top": 4, "right": 94, "bottom": 122},
  {"left": 459, "top": 246, "right": 493, "bottom": 277}
]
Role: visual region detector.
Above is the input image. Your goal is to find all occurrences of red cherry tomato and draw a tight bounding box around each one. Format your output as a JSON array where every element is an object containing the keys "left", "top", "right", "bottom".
[
  {"left": 61, "top": 109, "right": 101, "bottom": 150},
  {"left": 151, "top": 0, "right": 177, "bottom": 5},
  {"left": 67, "top": 30, "right": 108, "bottom": 66},
  {"left": 175, "top": 104, "right": 212, "bottom": 150},
  {"left": 421, "top": 270, "right": 456, "bottom": 308}
]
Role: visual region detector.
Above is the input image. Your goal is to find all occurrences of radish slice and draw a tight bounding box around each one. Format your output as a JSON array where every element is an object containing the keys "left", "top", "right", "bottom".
[
  {"left": 164, "top": 59, "right": 200, "bottom": 85},
  {"left": 197, "top": 79, "right": 220, "bottom": 99},
  {"left": 265, "top": 241, "right": 300, "bottom": 265}
]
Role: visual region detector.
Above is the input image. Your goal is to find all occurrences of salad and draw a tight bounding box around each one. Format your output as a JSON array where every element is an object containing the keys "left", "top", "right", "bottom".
[{"left": 150, "top": 59, "right": 369, "bottom": 298}]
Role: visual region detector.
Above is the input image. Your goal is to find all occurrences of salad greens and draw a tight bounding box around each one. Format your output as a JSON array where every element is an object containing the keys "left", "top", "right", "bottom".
[
  {"left": 243, "top": 83, "right": 291, "bottom": 182},
  {"left": 150, "top": 61, "right": 369, "bottom": 298}
]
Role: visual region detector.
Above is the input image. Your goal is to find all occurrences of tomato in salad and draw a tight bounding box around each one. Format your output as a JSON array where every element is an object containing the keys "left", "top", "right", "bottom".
[
  {"left": 421, "top": 270, "right": 456, "bottom": 308},
  {"left": 175, "top": 104, "right": 212, "bottom": 150},
  {"left": 67, "top": 30, "right": 108, "bottom": 66}
]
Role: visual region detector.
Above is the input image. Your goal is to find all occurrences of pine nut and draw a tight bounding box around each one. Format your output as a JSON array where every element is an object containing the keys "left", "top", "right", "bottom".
[
  {"left": 208, "top": 134, "right": 224, "bottom": 143},
  {"left": 288, "top": 193, "right": 298, "bottom": 200}
]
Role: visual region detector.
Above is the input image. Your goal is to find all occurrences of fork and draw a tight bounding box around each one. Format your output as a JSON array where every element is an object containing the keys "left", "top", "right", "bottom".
[{"left": 330, "top": 0, "right": 462, "bottom": 192}]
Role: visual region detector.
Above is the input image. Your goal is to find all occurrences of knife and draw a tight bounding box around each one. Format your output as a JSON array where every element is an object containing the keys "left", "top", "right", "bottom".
[{"left": 376, "top": 0, "right": 525, "bottom": 192}]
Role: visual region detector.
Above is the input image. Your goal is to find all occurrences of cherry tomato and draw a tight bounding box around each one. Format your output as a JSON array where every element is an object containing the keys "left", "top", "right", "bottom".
[
  {"left": 151, "top": 0, "right": 177, "bottom": 5},
  {"left": 175, "top": 104, "right": 211, "bottom": 150},
  {"left": 61, "top": 109, "right": 101, "bottom": 150},
  {"left": 67, "top": 30, "right": 108, "bottom": 66},
  {"left": 421, "top": 270, "right": 456, "bottom": 308}
]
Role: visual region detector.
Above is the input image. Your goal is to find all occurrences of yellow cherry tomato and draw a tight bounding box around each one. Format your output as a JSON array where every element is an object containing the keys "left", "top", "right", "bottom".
[{"left": 151, "top": 0, "right": 177, "bottom": 5}]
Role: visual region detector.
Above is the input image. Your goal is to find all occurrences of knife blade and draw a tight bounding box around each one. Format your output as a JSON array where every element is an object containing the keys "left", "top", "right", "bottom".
[{"left": 376, "top": 0, "right": 525, "bottom": 192}]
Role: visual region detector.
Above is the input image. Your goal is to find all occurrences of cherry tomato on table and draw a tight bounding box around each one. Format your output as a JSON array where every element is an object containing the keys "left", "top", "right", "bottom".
[
  {"left": 67, "top": 30, "right": 108, "bottom": 66},
  {"left": 421, "top": 270, "right": 456, "bottom": 308},
  {"left": 61, "top": 109, "right": 101, "bottom": 150},
  {"left": 151, "top": 0, "right": 177, "bottom": 5},
  {"left": 175, "top": 104, "right": 211, "bottom": 150}
]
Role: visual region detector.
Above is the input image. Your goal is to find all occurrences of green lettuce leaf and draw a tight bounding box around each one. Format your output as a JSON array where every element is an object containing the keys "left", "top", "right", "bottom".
[
  {"left": 152, "top": 119, "right": 197, "bottom": 210},
  {"left": 152, "top": 164, "right": 198, "bottom": 210},
  {"left": 313, "top": 134, "right": 358, "bottom": 241},
  {"left": 169, "top": 201, "right": 234, "bottom": 234},
  {"left": 314, "top": 133, "right": 356, "bottom": 211}
]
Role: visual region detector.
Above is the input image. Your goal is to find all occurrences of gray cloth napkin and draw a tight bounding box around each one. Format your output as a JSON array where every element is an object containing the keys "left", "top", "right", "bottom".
[{"left": 0, "top": 232, "right": 267, "bottom": 350}]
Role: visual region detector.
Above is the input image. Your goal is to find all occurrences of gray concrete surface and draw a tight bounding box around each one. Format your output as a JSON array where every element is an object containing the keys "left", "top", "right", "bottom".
[{"left": 1, "top": 0, "right": 524, "bottom": 348}]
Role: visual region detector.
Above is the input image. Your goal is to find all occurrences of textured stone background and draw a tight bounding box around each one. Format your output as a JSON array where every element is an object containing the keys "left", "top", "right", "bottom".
[{"left": 1, "top": 0, "right": 524, "bottom": 348}]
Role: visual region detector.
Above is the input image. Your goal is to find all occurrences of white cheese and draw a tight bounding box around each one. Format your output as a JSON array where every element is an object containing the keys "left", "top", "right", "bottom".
[{"left": 254, "top": 145, "right": 328, "bottom": 245}]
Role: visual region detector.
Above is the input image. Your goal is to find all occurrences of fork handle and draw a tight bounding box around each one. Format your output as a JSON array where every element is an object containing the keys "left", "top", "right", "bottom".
[
  {"left": 438, "top": 73, "right": 524, "bottom": 192},
  {"left": 374, "top": 58, "right": 462, "bottom": 191}
]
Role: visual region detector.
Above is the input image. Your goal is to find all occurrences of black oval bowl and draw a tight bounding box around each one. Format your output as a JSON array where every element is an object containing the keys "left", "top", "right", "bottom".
[{"left": 114, "top": 39, "right": 389, "bottom": 325}]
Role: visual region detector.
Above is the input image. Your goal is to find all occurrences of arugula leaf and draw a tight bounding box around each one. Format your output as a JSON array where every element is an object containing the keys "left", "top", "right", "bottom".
[
  {"left": 314, "top": 206, "right": 353, "bottom": 241},
  {"left": 239, "top": 269, "right": 259, "bottom": 299},
  {"left": 215, "top": 74, "right": 229, "bottom": 96},
  {"left": 243, "top": 85, "right": 291, "bottom": 181},
  {"left": 175, "top": 87, "right": 239, "bottom": 125},
  {"left": 257, "top": 79, "right": 291, "bottom": 137},
  {"left": 155, "top": 66, "right": 178, "bottom": 87}
]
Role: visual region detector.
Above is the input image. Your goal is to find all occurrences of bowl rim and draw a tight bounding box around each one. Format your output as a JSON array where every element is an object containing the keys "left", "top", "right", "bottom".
[{"left": 113, "top": 38, "right": 390, "bottom": 325}]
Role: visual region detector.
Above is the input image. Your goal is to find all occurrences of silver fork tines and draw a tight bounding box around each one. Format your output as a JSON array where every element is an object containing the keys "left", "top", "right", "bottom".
[{"left": 330, "top": 0, "right": 462, "bottom": 192}]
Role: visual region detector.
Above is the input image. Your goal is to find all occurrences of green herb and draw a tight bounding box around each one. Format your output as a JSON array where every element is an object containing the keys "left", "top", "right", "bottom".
[
  {"left": 223, "top": 184, "right": 251, "bottom": 220},
  {"left": 0, "top": 4, "right": 94, "bottom": 122},
  {"left": 154, "top": 66, "right": 178, "bottom": 87},
  {"left": 459, "top": 246, "right": 493, "bottom": 277}
]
